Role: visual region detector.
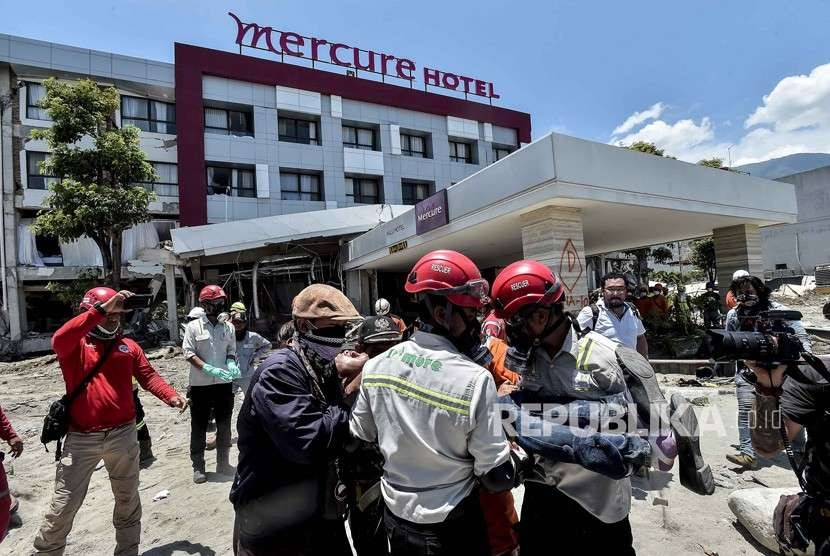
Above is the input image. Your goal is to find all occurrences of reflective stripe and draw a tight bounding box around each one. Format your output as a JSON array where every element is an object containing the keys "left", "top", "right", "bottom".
[
  {"left": 363, "top": 374, "right": 471, "bottom": 406},
  {"left": 363, "top": 376, "right": 471, "bottom": 416},
  {"left": 577, "top": 337, "right": 595, "bottom": 370},
  {"left": 135, "top": 420, "right": 146, "bottom": 431}
]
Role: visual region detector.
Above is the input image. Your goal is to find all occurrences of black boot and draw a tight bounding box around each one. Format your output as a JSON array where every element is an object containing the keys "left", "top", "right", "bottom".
[
  {"left": 139, "top": 438, "right": 156, "bottom": 468},
  {"left": 216, "top": 449, "right": 235, "bottom": 476}
]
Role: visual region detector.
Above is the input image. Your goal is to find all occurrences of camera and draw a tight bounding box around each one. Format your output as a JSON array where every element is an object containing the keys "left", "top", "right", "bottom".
[{"left": 708, "top": 310, "right": 805, "bottom": 364}]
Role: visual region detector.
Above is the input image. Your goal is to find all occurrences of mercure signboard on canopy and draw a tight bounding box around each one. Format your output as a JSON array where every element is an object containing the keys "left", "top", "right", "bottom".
[{"left": 229, "top": 12, "right": 500, "bottom": 100}]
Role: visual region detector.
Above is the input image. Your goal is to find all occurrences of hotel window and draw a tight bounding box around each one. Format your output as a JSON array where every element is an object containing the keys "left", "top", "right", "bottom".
[
  {"left": 26, "top": 152, "right": 59, "bottom": 190},
  {"left": 280, "top": 171, "right": 322, "bottom": 201},
  {"left": 206, "top": 165, "right": 256, "bottom": 198},
  {"left": 449, "top": 140, "right": 474, "bottom": 164},
  {"left": 493, "top": 146, "right": 514, "bottom": 161},
  {"left": 121, "top": 96, "right": 176, "bottom": 134},
  {"left": 137, "top": 162, "right": 178, "bottom": 197},
  {"left": 401, "top": 133, "right": 428, "bottom": 158},
  {"left": 343, "top": 125, "right": 377, "bottom": 150},
  {"left": 204, "top": 107, "right": 254, "bottom": 137},
  {"left": 346, "top": 177, "right": 380, "bottom": 204},
  {"left": 278, "top": 116, "right": 320, "bottom": 145},
  {"left": 401, "top": 180, "right": 434, "bottom": 205},
  {"left": 26, "top": 82, "right": 51, "bottom": 121}
]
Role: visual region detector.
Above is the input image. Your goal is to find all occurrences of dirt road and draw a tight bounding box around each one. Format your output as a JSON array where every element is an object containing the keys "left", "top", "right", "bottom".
[{"left": 0, "top": 350, "right": 797, "bottom": 555}]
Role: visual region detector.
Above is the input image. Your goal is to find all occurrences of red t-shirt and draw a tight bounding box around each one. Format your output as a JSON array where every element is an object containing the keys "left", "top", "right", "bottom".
[
  {"left": 0, "top": 405, "right": 17, "bottom": 442},
  {"left": 52, "top": 307, "right": 177, "bottom": 432}
]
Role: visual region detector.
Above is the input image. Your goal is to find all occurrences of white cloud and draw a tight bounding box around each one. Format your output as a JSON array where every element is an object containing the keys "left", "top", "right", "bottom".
[
  {"left": 612, "top": 117, "right": 718, "bottom": 162},
  {"left": 611, "top": 102, "right": 665, "bottom": 136},
  {"left": 745, "top": 63, "right": 830, "bottom": 132},
  {"left": 608, "top": 62, "right": 830, "bottom": 166}
]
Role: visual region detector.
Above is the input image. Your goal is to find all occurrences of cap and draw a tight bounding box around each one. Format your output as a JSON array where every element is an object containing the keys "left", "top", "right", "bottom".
[
  {"left": 292, "top": 284, "right": 360, "bottom": 321},
  {"left": 187, "top": 307, "right": 206, "bottom": 320},
  {"left": 230, "top": 302, "right": 247, "bottom": 313},
  {"left": 344, "top": 316, "right": 403, "bottom": 348},
  {"left": 732, "top": 270, "right": 749, "bottom": 280}
]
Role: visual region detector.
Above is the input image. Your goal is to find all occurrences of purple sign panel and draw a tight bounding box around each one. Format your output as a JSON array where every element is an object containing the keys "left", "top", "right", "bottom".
[{"left": 415, "top": 189, "right": 449, "bottom": 235}]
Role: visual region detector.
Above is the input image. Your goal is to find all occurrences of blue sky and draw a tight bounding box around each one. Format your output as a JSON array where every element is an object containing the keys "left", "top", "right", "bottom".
[{"left": 4, "top": 0, "right": 830, "bottom": 164}]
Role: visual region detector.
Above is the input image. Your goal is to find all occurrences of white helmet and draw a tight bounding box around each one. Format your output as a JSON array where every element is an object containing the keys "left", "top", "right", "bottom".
[
  {"left": 187, "top": 306, "right": 206, "bottom": 320},
  {"left": 374, "top": 298, "right": 391, "bottom": 316},
  {"left": 732, "top": 269, "right": 749, "bottom": 280}
]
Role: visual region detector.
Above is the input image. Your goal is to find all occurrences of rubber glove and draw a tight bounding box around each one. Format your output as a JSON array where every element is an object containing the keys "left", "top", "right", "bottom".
[
  {"left": 226, "top": 360, "right": 241, "bottom": 379},
  {"left": 203, "top": 363, "right": 235, "bottom": 382}
]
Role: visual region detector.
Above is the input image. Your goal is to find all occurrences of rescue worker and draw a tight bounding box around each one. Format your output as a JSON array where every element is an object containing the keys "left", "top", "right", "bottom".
[
  {"left": 231, "top": 284, "right": 363, "bottom": 555},
  {"left": 340, "top": 315, "right": 404, "bottom": 556},
  {"left": 488, "top": 261, "right": 640, "bottom": 555},
  {"left": 182, "top": 285, "right": 239, "bottom": 484},
  {"left": 34, "top": 288, "right": 186, "bottom": 555},
  {"left": 228, "top": 302, "right": 272, "bottom": 395},
  {"left": 481, "top": 309, "right": 507, "bottom": 341},
  {"left": 1, "top": 402, "right": 23, "bottom": 542},
  {"left": 350, "top": 250, "right": 516, "bottom": 556}
]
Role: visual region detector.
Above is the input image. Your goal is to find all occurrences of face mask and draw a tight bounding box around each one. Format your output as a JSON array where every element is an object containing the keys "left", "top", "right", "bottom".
[
  {"left": 737, "top": 293, "right": 758, "bottom": 307},
  {"left": 89, "top": 323, "right": 120, "bottom": 341},
  {"left": 503, "top": 305, "right": 567, "bottom": 377},
  {"left": 202, "top": 299, "right": 227, "bottom": 317}
]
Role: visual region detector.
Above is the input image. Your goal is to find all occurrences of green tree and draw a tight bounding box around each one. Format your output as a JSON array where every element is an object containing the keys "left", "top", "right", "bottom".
[
  {"left": 29, "top": 78, "right": 157, "bottom": 288},
  {"left": 697, "top": 157, "right": 724, "bottom": 168},
  {"left": 688, "top": 237, "right": 717, "bottom": 282},
  {"left": 622, "top": 244, "right": 674, "bottom": 284},
  {"left": 627, "top": 141, "right": 665, "bottom": 157}
]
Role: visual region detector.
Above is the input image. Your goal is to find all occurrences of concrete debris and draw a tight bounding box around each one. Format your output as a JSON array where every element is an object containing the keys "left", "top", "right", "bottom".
[
  {"left": 728, "top": 487, "right": 814, "bottom": 555},
  {"left": 691, "top": 396, "right": 710, "bottom": 407}
]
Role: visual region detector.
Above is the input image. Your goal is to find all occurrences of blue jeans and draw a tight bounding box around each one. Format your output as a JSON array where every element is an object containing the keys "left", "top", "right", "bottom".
[
  {"left": 735, "top": 370, "right": 755, "bottom": 458},
  {"left": 499, "top": 395, "right": 651, "bottom": 479}
]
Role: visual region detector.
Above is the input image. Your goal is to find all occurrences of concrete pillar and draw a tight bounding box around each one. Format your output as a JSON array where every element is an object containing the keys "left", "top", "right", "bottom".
[
  {"left": 344, "top": 269, "right": 372, "bottom": 315},
  {"left": 521, "top": 206, "right": 589, "bottom": 313},
  {"left": 713, "top": 224, "right": 764, "bottom": 305},
  {"left": 164, "top": 264, "right": 179, "bottom": 343}
]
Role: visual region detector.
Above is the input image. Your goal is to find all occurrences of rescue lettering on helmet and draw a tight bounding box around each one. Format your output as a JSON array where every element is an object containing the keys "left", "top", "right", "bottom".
[
  {"left": 430, "top": 264, "right": 452, "bottom": 274},
  {"left": 510, "top": 279, "right": 530, "bottom": 291}
]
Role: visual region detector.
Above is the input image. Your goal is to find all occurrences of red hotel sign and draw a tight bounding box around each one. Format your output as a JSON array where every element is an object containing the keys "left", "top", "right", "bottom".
[{"left": 229, "top": 12, "right": 500, "bottom": 100}]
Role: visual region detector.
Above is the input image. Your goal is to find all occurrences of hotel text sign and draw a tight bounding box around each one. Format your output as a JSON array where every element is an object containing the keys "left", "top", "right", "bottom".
[
  {"left": 229, "top": 12, "right": 500, "bottom": 99},
  {"left": 415, "top": 189, "right": 449, "bottom": 235}
]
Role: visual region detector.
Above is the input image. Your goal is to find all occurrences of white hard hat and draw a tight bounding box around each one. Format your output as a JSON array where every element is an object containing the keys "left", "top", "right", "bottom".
[
  {"left": 374, "top": 298, "right": 391, "bottom": 316},
  {"left": 187, "top": 306, "right": 206, "bottom": 320},
  {"left": 732, "top": 270, "right": 750, "bottom": 280}
]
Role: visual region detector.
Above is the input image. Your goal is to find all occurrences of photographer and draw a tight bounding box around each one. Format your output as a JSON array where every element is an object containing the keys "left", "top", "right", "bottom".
[
  {"left": 742, "top": 343, "right": 829, "bottom": 553},
  {"left": 725, "top": 275, "right": 810, "bottom": 470}
]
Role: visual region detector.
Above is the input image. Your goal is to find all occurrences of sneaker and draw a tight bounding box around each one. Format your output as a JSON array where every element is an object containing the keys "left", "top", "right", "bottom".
[
  {"left": 193, "top": 467, "right": 207, "bottom": 484},
  {"left": 670, "top": 393, "right": 715, "bottom": 495},
  {"left": 726, "top": 452, "right": 758, "bottom": 469}
]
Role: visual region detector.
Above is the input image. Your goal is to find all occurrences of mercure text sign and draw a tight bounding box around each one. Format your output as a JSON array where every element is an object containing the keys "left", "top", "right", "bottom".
[{"left": 230, "top": 12, "right": 500, "bottom": 100}]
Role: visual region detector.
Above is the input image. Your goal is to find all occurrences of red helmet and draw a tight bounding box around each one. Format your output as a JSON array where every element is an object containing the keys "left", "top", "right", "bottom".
[
  {"left": 199, "top": 285, "right": 227, "bottom": 302},
  {"left": 491, "top": 260, "right": 563, "bottom": 319},
  {"left": 405, "top": 250, "right": 489, "bottom": 308},
  {"left": 80, "top": 287, "right": 118, "bottom": 311}
]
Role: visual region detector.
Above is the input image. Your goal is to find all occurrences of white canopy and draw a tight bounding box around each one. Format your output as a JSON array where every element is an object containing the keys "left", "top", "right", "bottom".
[{"left": 171, "top": 205, "right": 411, "bottom": 259}]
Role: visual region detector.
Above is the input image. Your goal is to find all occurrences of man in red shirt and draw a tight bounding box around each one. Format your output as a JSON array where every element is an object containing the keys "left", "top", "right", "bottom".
[
  {"left": 34, "top": 287, "right": 186, "bottom": 556},
  {"left": 1, "top": 402, "right": 23, "bottom": 543}
]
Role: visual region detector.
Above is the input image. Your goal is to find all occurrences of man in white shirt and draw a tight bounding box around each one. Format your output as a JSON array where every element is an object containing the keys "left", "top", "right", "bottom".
[
  {"left": 182, "top": 285, "right": 239, "bottom": 484},
  {"left": 350, "top": 250, "right": 514, "bottom": 556},
  {"left": 577, "top": 272, "right": 648, "bottom": 357}
]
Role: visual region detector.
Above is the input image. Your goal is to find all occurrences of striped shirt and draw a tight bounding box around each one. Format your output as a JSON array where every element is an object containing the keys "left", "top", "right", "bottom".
[{"left": 350, "top": 331, "right": 510, "bottom": 524}]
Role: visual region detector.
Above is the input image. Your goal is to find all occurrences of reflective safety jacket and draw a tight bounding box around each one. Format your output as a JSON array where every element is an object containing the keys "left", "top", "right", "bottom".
[{"left": 350, "top": 331, "right": 510, "bottom": 524}]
